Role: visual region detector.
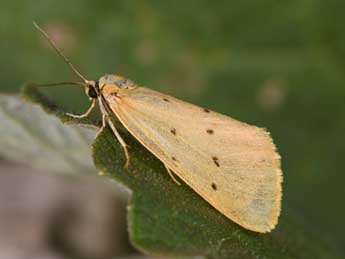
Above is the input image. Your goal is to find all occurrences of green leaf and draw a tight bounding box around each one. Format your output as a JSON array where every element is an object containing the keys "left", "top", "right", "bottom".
[
  {"left": 0, "top": 91, "right": 96, "bottom": 175},
  {"left": 20, "top": 84, "right": 341, "bottom": 258}
]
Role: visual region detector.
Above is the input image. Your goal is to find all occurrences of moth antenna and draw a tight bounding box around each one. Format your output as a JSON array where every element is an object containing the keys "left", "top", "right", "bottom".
[
  {"left": 27, "top": 81, "right": 85, "bottom": 88},
  {"left": 33, "top": 21, "right": 88, "bottom": 83}
]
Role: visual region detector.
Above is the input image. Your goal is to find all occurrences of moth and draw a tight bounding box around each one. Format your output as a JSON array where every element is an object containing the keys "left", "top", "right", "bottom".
[{"left": 33, "top": 22, "right": 282, "bottom": 233}]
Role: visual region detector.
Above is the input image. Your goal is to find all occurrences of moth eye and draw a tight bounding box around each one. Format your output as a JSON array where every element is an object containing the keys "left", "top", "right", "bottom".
[{"left": 88, "top": 87, "right": 98, "bottom": 98}]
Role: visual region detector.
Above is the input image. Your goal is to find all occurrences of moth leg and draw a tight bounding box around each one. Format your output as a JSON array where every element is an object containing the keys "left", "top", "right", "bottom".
[
  {"left": 164, "top": 163, "right": 181, "bottom": 185},
  {"left": 106, "top": 117, "right": 130, "bottom": 168},
  {"left": 67, "top": 99, "right": 96, "bottom": 119},
  {"left": 95, "top": 113, "right": 107, "bottom": 138}
]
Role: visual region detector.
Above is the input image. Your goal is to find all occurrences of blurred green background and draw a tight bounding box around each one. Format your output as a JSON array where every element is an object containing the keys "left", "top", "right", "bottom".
[{"left": 1, "top": 0, "right": 344, "bottom": 255}]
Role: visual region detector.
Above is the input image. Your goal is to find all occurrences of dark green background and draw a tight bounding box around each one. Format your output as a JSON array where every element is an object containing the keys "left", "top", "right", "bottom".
[{"left": 1, "top": 0, "right": 344, "bottom": 254}]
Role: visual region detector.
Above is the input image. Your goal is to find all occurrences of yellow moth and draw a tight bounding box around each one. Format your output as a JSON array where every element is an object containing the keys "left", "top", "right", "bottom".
[{"left": 33, "top": 22, "right": 282, "bottom": 233}]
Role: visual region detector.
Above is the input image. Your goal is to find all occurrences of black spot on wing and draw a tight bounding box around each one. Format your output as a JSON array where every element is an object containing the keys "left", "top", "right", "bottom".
[
  {"left": 206, "top": 129, "right": 214, "bottom": 134},
  {"left": 212, "top": 156, "right": 220, "bottom": 167},
  {"left": 170, "top": 128, "right": 177, "bottom": 135},
  {"left": 211, "top": 183, "right": 217, "bottom": 190}
]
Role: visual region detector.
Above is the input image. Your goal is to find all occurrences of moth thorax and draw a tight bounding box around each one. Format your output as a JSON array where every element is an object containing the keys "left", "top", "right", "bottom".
[{"left": 99, "top": 74, "right": 136, "bottom": 90}]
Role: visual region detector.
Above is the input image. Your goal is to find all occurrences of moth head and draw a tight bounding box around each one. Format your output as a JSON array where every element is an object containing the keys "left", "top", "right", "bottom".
[
  {"left": 98, "top": 74, "right": 136, "bottom": 90},
  {"left": 84, "top": 80, "right": 99, "bottom": 99}
]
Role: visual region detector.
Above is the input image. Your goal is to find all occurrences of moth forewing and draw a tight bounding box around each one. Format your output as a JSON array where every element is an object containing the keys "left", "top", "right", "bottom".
[{"left": 100, "top": 80, "right": 282, "bottom": 233}]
